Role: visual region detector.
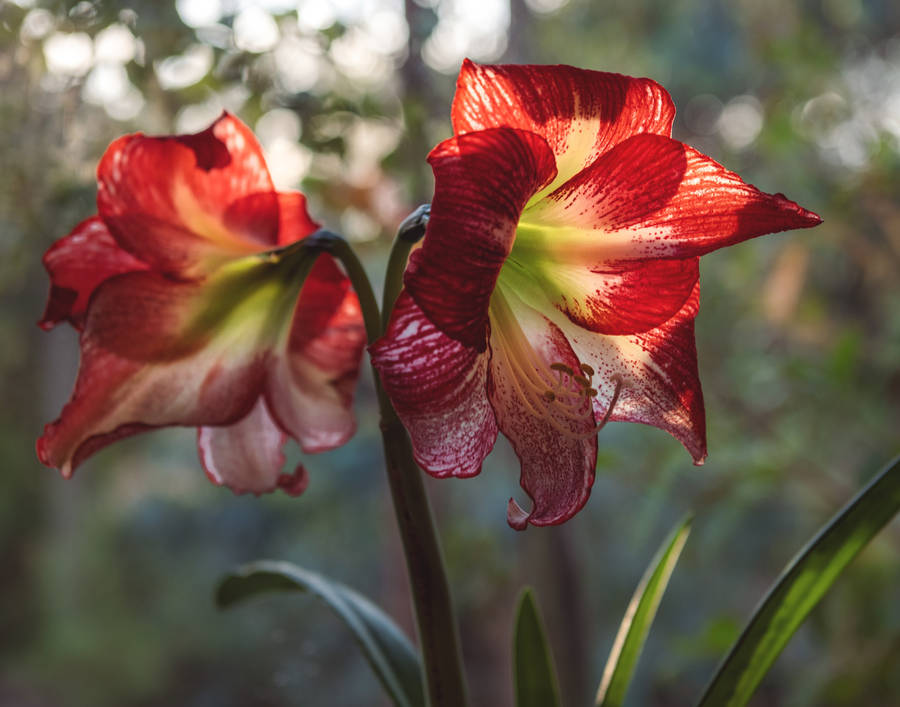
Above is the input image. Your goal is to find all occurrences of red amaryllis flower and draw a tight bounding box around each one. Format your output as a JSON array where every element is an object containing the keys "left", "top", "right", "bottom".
[
  {"left": 38, "top": 113, "right": 366, "bottom": 496},
  {"left": 371, "top": 61, "right": 821, "bottom": 529}
]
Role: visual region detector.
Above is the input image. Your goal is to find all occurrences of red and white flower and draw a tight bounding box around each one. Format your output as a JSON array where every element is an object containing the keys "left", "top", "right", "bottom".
[
  {"left": 38, "top": 113, "right": 366, "bottom": 496},
  {"left": 371, "top": 61, "right": 821, "bottom": 529}
]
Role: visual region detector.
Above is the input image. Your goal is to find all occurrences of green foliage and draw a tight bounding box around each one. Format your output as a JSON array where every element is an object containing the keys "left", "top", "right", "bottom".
[
  {"left": 513, "top": 589, "right": 561, "bottom": 707},
  {"left": 698, "top": 456, "right": 900, "bottom": 707},
  {"left": 217, "top": 560, "right": 425, "bottom": 707},
  {"left": 596, "top": 516, "right": 692, "bottom": 707}
]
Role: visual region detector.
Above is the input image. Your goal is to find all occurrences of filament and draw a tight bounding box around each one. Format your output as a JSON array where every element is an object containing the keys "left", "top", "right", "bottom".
[{"left": 489, "top": 292, "right": 624, "bottom": 442}]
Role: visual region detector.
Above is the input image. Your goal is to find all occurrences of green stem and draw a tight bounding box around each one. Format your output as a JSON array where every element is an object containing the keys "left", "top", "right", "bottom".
[
  {"left": 316, "top": 227, "right": 469, "bottom": 707},
  {"left": 381, "top": 204, "right": 430, "bottom": 330}
]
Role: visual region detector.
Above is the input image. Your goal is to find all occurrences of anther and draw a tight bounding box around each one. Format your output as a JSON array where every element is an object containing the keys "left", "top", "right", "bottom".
[
  {"left": 540, "top": 375, "right": 626, "bottom": 441},
  {"left": 550, "top": 363, "right": 574, "bottom": 376},
  {"left": 580, "top": 363, "right": 594, "bottom": 377}
]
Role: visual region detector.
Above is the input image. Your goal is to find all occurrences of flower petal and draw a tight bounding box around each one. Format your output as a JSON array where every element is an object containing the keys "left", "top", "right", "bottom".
[
  {"left": 36, "top": 341, "right": 268, "bottom": 478},
  {"left": 452, "top": 60, "right": 675, "bottom": 196},
  {"left": 97, "top": 112, "right": 279, "bottom": 276},
  {"left": 220, "top": 190, "right": 320, "bottom": 249},
  {"left": 502, "top": 249, "right": 700, "bottom": 335},
  {"left": 198, "top": 398, "right": 309, "bottom": 496},
  {"left": 552, "top": 282, "right": 707, "bottom": 463},
  {"left": 36, "top": 263, "right": 304, "bottom": 477},
  {"left": 522, "top": 133, "right": 822, "bottom": 263},
  {"left": 265, "top": 258, "right": 366, "bottom": 453},
  {"left": 370, "top": 291, "right": 498, "bottom": 478},
  {"left": 487, "top": 287, "right": 597, "bottom": 529},
  {"left": 405, "top": 127, "right": 557, "bottom": 350},
  {"left": 276, "top": 191, "right": 321, "bottom": 246},
  {"left": 39, "top": 216, "right": 148, "bottom": 331}
]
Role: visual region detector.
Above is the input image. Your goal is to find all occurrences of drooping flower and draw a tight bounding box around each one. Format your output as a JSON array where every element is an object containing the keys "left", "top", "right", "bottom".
[
  {"left": 371, "top": 61, "right": 821, "bottom": 529},
  {"left": 38, "top": 113, "right": 366, "bottom": 496}
]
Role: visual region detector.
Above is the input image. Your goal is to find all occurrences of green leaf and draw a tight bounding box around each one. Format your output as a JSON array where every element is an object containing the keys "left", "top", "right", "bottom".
[
  {"left": 513, "top": 588, "right": 562, "bottom": 707},
  {"left": 216, "top": 560, "right": 425, "bottom": 707},
  {"left": 596, "top": 515, "right": 692, "bottom": 707},
  {"left": 697, "top": 455, "right": 900, "bottom": 707}
]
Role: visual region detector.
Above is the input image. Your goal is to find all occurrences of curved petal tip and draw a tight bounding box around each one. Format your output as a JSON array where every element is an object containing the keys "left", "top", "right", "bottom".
[
  {"left": 276, "top": 464, "right": 310, "bottom": 497},
  {"left": 507, "top": 498, "right": 530, "bottom": 531},
  {"left": 775, "top": 194, "right": 822, "bottom": 228}
]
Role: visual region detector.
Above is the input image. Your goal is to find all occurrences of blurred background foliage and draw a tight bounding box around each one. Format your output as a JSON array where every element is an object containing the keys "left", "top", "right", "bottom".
[{"left": 0, "top": 0, "right": 898, "bottom": 705}]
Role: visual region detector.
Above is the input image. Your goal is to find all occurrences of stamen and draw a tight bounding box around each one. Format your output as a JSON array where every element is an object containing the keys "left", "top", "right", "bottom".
[
  {"left": 501, "top": 341, "right": 625, "bottom": 442},
  {"left": 541, "top": 374, "right": 624, "bottom": 441},
  {"left": 491, "top": 324, "right": 591, "bottom": 426},
  {"left": 594, "top": 376, "right": 623, "bottom": 433},
  {"left": 488, "top": 288, "right": 625, "bottom": 442},
  {"left": 495, "top": 344, "right": 556, "bottom": 421}
]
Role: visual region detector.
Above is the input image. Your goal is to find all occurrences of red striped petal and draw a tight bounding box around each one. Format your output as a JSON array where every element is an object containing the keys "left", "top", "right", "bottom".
[
  {"left": 36, "top": 332, "right": 269, "bottom": 480},
  {"left": 405, "top": 127, "right": 557, "bottom": 350},
  {"left": 221, "top": 190, "right": 320, "bottom": 249},
  {"left": 508, "top": 252, "right": 700, "bottom": 335},
  {"left": 97, "top": 113, "right": 279, "bottom": 277},
  {"left": 452, "top": 60, "right": 675, "bottom": 193},
  {"left": 370, "top": 291, "right": 498, "bottom": 478},
  {"left": 84, "top": 271, "right": 211, "bottom": 361},
  {"left": 554, "top": 282, "right": 706, "bottom": 463},
  {"left": 524, "top": 133, "right": 821, "bottom": 262},
  {"left": 39, "top": 216, "right": 147, "bottom": 331},
  {"left": 198, "top": 398, "right": 310, "bottom": 496},
  {"left": 487, "top": 288, "right": 597, "bottom": 529},
  {"left": 265, "top": 258, "right": 366, "bottom": 453},
  {"left": 276, "top": 191, "right": 320, "bottom": 246},
  {"left": 35, "top": 263, "right": 301, "bottom": 477}
]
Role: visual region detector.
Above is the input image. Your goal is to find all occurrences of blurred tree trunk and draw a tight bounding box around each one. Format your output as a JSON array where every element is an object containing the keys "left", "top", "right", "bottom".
[
  {"left": 399, "top": 0, "right": 438, "bottom": 204},
  {"left": 506, "top": 0, "right": 537, "bottom": 63}
]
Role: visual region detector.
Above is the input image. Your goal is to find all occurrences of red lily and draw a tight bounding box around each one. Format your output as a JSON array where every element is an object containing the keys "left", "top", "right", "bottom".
[
  {"left": 371, "top": 61, "right": 821, "bottom": 529},
  {"left": 38, "top": 113, "right": 366, "bottom": 496}
]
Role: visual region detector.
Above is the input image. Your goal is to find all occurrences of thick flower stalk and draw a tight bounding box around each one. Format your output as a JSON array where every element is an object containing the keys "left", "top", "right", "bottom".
[
  {"left": 371, "top": 61, "right": 822, "bottom": 529},
  {"left": 38, "top": 113, "right": 366, "bottom": 495}
]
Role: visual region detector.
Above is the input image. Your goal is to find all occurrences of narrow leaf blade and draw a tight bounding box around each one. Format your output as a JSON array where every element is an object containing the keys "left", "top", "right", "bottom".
[
  {"left": 514, "top": 588, "right": 562, "bottom": 707},
  {"left": 596, "top": 515, "right": 692, "bottom": 707},
  {"left": 216, "top": 560, "right": 425, "bottom": 707},
  {"left": 697, "top": 455, "right": 900, "bottom": 707}
]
